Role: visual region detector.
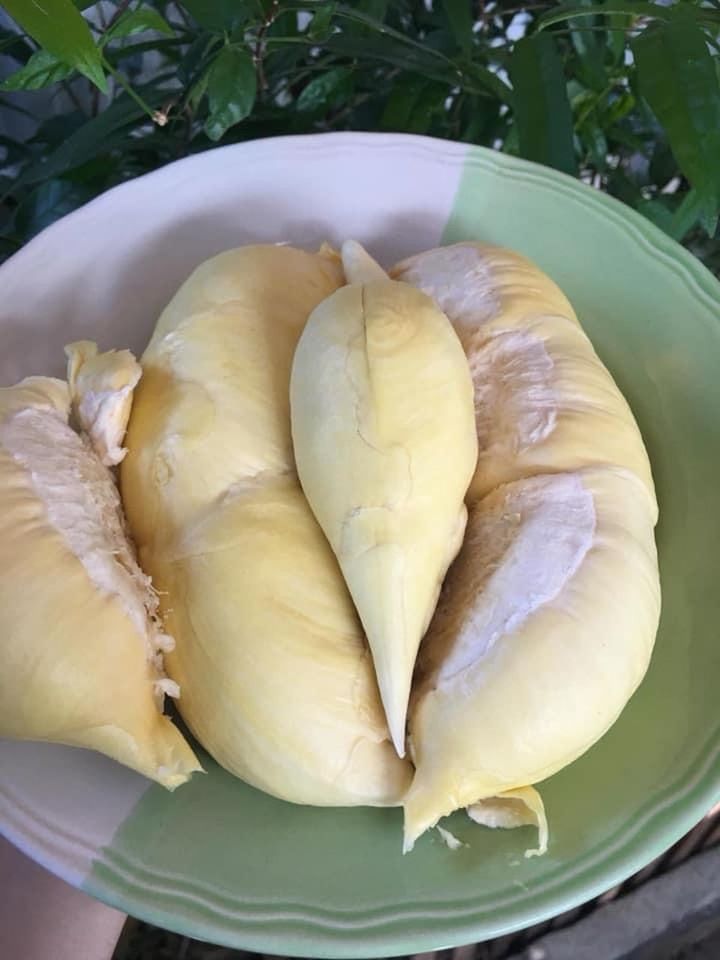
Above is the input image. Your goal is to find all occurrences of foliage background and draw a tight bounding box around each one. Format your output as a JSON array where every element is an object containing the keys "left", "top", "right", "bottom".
[{"left": 0, "top": 0, "right": 719, "bottom": 274}]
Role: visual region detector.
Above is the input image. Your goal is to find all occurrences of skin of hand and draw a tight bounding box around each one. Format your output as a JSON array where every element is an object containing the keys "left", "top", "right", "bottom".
[{"left": 0, "top": 835, "right": 127, "bottom": 960}]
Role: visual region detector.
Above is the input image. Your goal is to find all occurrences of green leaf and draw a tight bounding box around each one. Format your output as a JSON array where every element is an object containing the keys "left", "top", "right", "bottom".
[
  {"left": 308, "top": 3, "right": 337, "bottom": 41},
  {"left": 0, "top": 233, "right": 21, "bottom": 255},
  {"left": 380, "top": 75, "right": 449, "bottom": 134},
  {"left": 0, "top": 50, "right": 73, "bottom": 91},
  {"left": 182, "top": 0, "right": 250, "bottom": 33},
  {"left": 332, "top": 7, "right": 454, "bottom": 70},
  {"left": 669, "top": 189, "right": 707, "bottom": 240},
  {"left": 188, "top": 68, "right": 211, "bottom": 111},
  {"left": 502, "top": 123, "right": 520, "bottom": 156},
  {"left": 543, "top": 1, "right": 720, "bottom": 29},
  {"left": 607, "top": 168, "right": 643, "bottom": 206},
  {"left": 632, "top": 14, "right": 720, "bottom": 226},
  {"left": 10, "top": 87, "right": 168, "bottom": 189},
  {"left": 602, "top": 89, "right": 635, "bottom": 127},
  {"left": 580, "top": 122, "right": 608, "bottom": 171},
  {"left": 323, "top": 32, "right": 441, "bottom": 79},
  {"left": 204, "top": 46, "right": 257, "bottom": 141},
  {"left": 29, "top": 111, "right": 87, "bottom": 145},
  {"left": 296, "top": 67, "right": 353, "bottom": 113},
  {"left": 0, "top": 134, "right": 30, "bottom": 165},
  {"left": 605, "top": 123, "right": 646, "bottom": 152},
  {"left": 637, "top": 197, "right": 676, "bottom": 235},
  {"left": 537, "top": 2, "right": 676, "bottom": 32},
  {"left": 262, "top": 7, "right": 300, "bottom": 52},
  {"left": 355, "top": 0, "right": 388, "bottom": 21},
  {"left": 638, "top": 189, "right": 716, "bottom": 242},
  {"left": 459, "top": 95, "right": 506, "bottom": 144},
  {"left": 0, "top": 30, "right": 33, "bottom": 57},
  {"left": 13, "top": 179, "right": 94, "bottom": 240},
  {"left": 102, "top": 37, "right": 185, "bottom": 68},
  {"left": 440, "top": 0, "right": 473, "bottom": 55},
  {"left": 323, "top": 27, "right": 510, "bottom": 103},
  {"left": 509, "top": 34, "right": 577, "bottom": 176},
  {"left": 648, "top": 139, "right": 678, "bottom": 188},
  {"left": 179, "top": 34, "right": 222, "bottom": 85},
  {"left": 568, "top": 0, "right": 607, "bottom": 92},
  {"left": 2, "top": 0, "right": 107, "bottom": 92},
  {"left": 422, "top": 26, "right": 459, "bottom": 56},
  {"left": 329, "top": 3, "right": 510, "bottom": 100},
  {"left": 699, "top": 205, "right": 719, "bottom": 239},
  {"left": 455, "top": 60, "right": 513, "bottom": 105},
  {"left": 607, "top": 13, "right": 630, "bottom": 64},
  {"left": 104, "top": 8, "right": 174, "bottom": 44}
]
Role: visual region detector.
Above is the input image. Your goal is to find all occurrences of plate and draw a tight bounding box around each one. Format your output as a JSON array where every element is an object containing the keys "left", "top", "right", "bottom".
[{"left": 1, "top": 132, "right": 719, "bottom": 958}]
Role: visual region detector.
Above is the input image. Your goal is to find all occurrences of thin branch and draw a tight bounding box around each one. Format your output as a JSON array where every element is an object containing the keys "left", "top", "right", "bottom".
[
  {"left": 264, "top": 36, "right": 315, "bottom": 45},
  {"left": 489, "top": 3, "right": 554, "bottom": 16},
  {"left": 0, "top": 96, "right": 36, "bottom": 119},
  {"left": 60, "top": 79, "right": 88, "bottom": 116},
  {"left": 177, "top": 104, "right": 195, "bottom": 158},
  {"left": 96, "top": 2, "right": 109, "bottom": 30},
  {"left": 550, "top": 25, "right": 633, "bottom": 35},
  {"left": 253, "top": 0, "right": 281, "bottom": 93},
  {"left": 106, "top": 0, "right": 132, "bottom": 32},
  {"left": 324, "top": 91, "right": 371, "bottom": 127},
  {"left": 173, "top": 2, "right": 192, "bottom": 30}
]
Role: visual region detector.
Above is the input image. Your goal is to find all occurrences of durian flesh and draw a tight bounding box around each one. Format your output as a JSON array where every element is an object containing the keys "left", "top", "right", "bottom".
[
  {"left": 121, "top": 244, "right": 412, "bottom": 806},
  {"left": 290, "top": 242, "right": 478, "bottom": 756},
  {"left": 0, "top": 349, "right": 200, "bottom": 788},
  {"left": 404, "top": 468, "right": 659, "bottom": 852},
  {"left": 392, "top": 244, "right": 661, "bottom": 852},
  {"left": 393, "top": 243, "right": 656, "bottom": 503},
  {"left": 0, "top": 237, "right": 660, "bottom": 855}
]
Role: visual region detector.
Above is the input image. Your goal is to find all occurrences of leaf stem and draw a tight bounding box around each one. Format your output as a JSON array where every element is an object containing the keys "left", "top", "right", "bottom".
[{"left": 102, "top": 57, "right": 158, "bottom": 120}]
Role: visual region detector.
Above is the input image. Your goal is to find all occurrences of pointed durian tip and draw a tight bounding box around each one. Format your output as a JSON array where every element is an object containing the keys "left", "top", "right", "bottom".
[
  {"left": 341, "top": 240, "right": 389, "bottom": 284},
  {"left": 374, "top": 650, "right": 410, "bottom": 758},
  {"left": 388, "top": 711, "right": 407, "bottom": 760},
  {"left": 402, "top": 778, "right": 441, "bottom": 854}
]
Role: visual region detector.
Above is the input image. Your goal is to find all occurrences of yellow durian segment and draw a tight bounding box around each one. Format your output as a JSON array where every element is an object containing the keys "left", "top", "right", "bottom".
[
  {"left": 467, "top": 787, "right": 548, "bottom": 858},
  {"left": 394, "top": 244, "right": 660, "bottom": 852},
  {"left": 121, "top": 244, "right": 412, "bottom": 805},
  {"left": 392, "top": 243, "right": 656, "bottom": 505},
  {"left": 404, "top": 468, "right": 660, "bottom": 851},
  {"left": 121, "top": 246, "right": 344, "bottom": 553},
  {"left": 159, "top": 478, "right": 409, "bottom": 805},
  {"left": 0, "top": 368, "right": 200, "bottom": 789},
  {"left": 65, "top": 340, "right": 141, "bottom": 466},
  {"left": 290, "top": 244, "right": 478, "bottom": 756}
]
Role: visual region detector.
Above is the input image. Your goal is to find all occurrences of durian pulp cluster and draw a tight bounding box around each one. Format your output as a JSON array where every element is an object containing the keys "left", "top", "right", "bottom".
[{"left": 0, "top": 240, "right": 660, "bottom": 854}]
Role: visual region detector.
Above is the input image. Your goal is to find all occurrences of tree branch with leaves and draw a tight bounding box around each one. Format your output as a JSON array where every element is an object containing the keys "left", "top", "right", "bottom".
[{"left": 0, "top": 0, "right": 718, "bottom": 271}]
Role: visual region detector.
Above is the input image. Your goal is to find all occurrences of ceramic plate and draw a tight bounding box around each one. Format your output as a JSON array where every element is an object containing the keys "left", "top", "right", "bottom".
[{"left": 1, "top": 133, "right": 719, "bottom": 958}]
